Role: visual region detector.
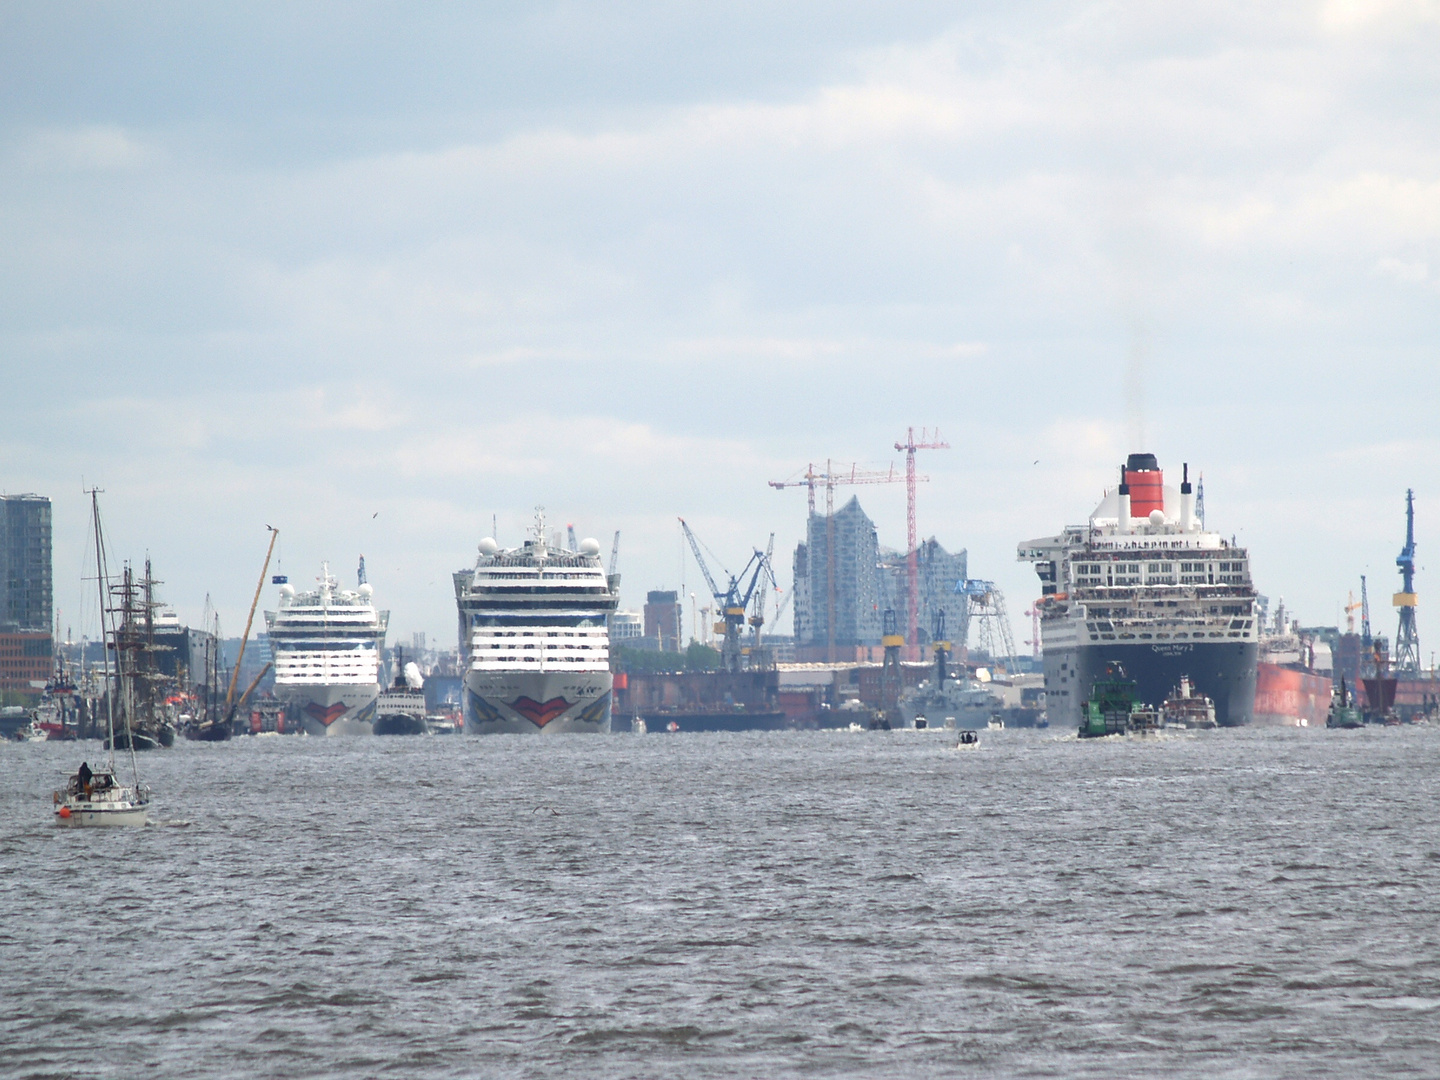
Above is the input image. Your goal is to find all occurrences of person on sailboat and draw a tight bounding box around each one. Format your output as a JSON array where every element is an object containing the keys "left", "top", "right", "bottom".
[{"left": 77, "top": 761, "right": 92, "bottom": 797}]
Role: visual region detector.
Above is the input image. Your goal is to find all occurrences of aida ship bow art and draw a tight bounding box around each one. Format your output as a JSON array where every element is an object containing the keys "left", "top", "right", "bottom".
[
  {"left": 1019, "top": 454, "right": 1259, "bottom": 727},
  {"left": 264, "top": 563, "right": 389, "bottom": 736},
  {"left": 455, "top": 510, "right": 618, "bottom": 734}
]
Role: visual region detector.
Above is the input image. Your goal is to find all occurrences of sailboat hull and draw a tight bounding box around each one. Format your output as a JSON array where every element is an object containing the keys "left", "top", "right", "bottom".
[{"left": 55, "top": 804, "right": 148, "bottom": 827}]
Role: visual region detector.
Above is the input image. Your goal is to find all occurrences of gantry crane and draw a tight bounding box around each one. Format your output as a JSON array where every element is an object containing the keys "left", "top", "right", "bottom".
[
  {"left": 895, "top": 427, "right": 950, "bottom": 649},
  {"left": 770, "top": 460, "right": 915, "bottom": 661},
  {"left": 678, "top": 518, "right": 775, "bottom": 672},
  {"left": 954, "top": 578, "right": 1017, "bottom": 674}
]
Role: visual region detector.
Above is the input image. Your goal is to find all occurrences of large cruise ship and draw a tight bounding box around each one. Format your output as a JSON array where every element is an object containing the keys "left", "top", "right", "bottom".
[
  {"left": 454, "top": 511, "right": 618, "bottom": 734},
  {"left": 1018, "top": 454, "right": 1259, "bottom": 727},
  {"left": 264, "top": 563, "right": 389, "bottom": 736}
]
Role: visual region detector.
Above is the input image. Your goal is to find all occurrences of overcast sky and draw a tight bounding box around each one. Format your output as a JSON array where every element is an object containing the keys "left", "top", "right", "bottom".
[{"left": 3, "top": 1, "right": 1438, "bottom": 656}]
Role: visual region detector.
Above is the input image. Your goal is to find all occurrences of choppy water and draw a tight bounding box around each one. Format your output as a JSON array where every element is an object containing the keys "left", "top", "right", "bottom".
[{"left": 3, "top": 726, "right": 1439, "bottom": 1079}]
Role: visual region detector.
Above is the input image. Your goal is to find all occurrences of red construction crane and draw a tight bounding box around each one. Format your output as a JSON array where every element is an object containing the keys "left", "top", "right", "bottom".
[
  {"left": 895, "top": 427, "right": 949, "bottom": 648},
  {"left": 1024, "top": 603, "right": 1041, "bottom": 658},
  {"left": 770, "top": 460, "right": 917, "bottom": 662}
]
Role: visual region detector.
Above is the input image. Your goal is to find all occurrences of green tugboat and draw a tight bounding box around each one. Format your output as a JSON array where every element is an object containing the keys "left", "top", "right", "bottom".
[
  {"left": 1326, "top": 677, "right": 1364, "bottom": 729},
  {"left": 1079, "top": 661, "right": 1153, "bottom": 737}
]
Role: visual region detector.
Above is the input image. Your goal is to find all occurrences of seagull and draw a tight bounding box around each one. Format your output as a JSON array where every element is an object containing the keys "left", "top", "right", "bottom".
[{"left": 372, "top": 512, "right": 378, "bottom": 519}]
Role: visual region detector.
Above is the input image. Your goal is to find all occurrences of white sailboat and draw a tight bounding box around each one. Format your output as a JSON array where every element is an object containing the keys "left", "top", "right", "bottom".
[{"left": 53, "top": 490, "right": 150, "bottom": 828}]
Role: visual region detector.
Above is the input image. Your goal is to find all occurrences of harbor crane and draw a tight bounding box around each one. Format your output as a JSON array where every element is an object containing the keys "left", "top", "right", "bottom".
[
  {"left": 678, "top": 518, "right": 776, "bottom": 672},
  {"left": 1360, "top": 574, "right": 1374, "bottom": 679},
  {"left": 770, "top": 460, "right": 914, "bottom": 661},
  {"left": 1394, "top": 489, "right": 1420, "bottom": 673}
]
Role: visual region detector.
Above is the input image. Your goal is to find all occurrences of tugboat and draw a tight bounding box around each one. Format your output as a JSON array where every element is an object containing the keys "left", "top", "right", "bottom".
[
  {"left": 1078, "top": 661, "right": 1156, "bottom": 737},
  {"left": 1162, "top": 675, "right": 1218, "bottom": 729},
  {"left": 373, "top": 649, "right": 428, "bottom": 735},
  {"left": 1326, "top": 678, "right": 1364, "bottom": 729}
]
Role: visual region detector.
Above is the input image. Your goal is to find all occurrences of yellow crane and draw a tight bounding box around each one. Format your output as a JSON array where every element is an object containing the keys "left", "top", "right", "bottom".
[{"left": 1344, "top": 590, "right": 1363, "bottom": 634}]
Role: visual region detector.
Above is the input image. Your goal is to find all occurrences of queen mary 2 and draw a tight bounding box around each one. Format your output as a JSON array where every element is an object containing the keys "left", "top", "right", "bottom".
[
  {"left": 1018, "top": 454, "right": 1259, "bottom": 727},
  {"left": 454, "top": 510, "right": 619, "bottom": 734}
]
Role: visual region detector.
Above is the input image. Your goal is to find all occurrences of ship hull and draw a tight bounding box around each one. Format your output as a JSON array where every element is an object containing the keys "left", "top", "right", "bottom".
[
  {"left": 1254, "top": 663, "right": 1332, "bottom": 727},
  {"left": 280, "top": 683, "right": 380, "bottom": 737},
  {"left": 465, "top": 670, "right": 612, "bottom": 734},
  {"left": 1045, "top": 640, "right": 1257, "bottom": 729}
]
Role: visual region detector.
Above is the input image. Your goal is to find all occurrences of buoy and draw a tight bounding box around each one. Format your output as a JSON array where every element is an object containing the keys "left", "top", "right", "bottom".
[{"left": 58, "top": 805, "right": 71, "bottom": 818}]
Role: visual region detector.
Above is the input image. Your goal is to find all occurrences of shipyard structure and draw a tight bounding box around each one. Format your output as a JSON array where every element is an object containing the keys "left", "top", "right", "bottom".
[{"left": 1019, "top": 454, "right": 1259, "bottom": 728}]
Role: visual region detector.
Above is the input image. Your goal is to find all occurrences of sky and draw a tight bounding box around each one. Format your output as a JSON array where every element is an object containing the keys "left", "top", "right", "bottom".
[{"left": 2, "top": 1, "right": 1438, "bottom": 657}]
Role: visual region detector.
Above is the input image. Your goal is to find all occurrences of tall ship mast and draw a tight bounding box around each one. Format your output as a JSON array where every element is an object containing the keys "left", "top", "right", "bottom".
[
  {"left": 1018, "top": 453, "right": 1259, "bottom": 727},
  {"left": 454, "top": 508, "right": 618, "bottom": 734},
  {"left": 264, "top": 562, "right": 388, "bottom": 736}
]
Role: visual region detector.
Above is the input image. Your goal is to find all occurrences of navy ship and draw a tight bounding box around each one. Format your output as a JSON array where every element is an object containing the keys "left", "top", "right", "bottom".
[{"left": 1018, "top": 454, "right": 1258, "bottom": 727}]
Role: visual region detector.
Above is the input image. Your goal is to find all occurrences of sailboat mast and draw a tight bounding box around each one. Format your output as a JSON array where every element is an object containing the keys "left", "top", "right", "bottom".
[{"left": 89, "top": 489, "right": 117, "bottom": 768}]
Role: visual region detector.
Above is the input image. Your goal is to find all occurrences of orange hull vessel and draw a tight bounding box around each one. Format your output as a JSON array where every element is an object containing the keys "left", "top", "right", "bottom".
[{"left": 1253, "top": 662, "right": 1332, "bottom": 727}]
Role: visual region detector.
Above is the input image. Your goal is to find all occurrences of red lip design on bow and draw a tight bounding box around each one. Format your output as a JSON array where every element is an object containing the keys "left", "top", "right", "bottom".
[
  {"left": 305, "top": 701, "right": 350, "bottom": 726},
  {"left": 509, "top": 696, "right": 571, "bottom": 728}
]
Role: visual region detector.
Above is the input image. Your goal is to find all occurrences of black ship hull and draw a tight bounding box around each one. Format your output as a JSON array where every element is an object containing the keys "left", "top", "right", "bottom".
[
  {"left": 374, "top": 713, "right": 427, "bottom": 736},
  {"left": 1047, "top": 640, "right": 1257, "bottom": 728}
]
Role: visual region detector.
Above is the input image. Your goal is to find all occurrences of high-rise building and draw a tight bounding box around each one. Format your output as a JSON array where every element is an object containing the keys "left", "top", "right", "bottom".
[
  {"left": 0, "top": 494, "right": 52, "bottom": 632},
  {"left": 644, "top": 590, "right": 682, "bottom": 652},
  {"left": 793, "top": 497, "right": 969, "bottom": 658},
  {"left": 0, "top": 493, "right": 53, "bottom": 695},
  {"left": 795, "top": 496, "right": 883, "bottom": 650},
  {"left": 879, "top": 538, "right": 968, "bottom": 646}
]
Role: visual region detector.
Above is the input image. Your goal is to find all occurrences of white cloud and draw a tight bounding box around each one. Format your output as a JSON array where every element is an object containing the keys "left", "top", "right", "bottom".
[{"left": 15, "top": 126, "right": 154, "bottom": 171}]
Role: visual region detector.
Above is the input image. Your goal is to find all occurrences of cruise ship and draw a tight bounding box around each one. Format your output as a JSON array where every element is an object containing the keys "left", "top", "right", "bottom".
[
  {"left": 454, "top": 511, "right": 618, "bottom": 734},
  {"left": 1018, "top": 454, "right": 1259, "bottom": 727},
  {"left": 264, "top": 564, "right": 389, "bottom": 736}
]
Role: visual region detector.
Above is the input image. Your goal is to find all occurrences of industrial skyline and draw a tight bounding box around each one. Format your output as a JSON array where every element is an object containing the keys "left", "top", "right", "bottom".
[{"left": 2, "top": 5, "right": 1437, "bottom": 655}]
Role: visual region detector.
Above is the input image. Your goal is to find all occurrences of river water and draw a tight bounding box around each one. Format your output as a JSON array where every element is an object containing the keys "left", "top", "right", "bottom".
[{"left": 3, "top": 726, "right": 1439, "bottom": 1079}]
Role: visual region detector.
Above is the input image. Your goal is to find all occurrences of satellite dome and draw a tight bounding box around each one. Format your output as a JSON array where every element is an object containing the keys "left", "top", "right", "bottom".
[
  {"left": 1149, "top": 509, "right": 1165, "bottom": 526},
  {"left": 358, "top": 583, "right": 374, "bottom": 598},
  {"left": 478, "top": 537, "right": 499, "bottom": 556},
  {"left": 579, "top": 537, "right": 602, "bottom": 557},
  {"left": 279, "top": 583, "right": 296, "bottom": 599}
]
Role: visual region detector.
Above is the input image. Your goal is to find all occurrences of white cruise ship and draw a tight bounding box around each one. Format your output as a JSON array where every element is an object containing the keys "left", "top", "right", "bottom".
[
  {"left": 264, "top": 564, "right": 389, "bottom": 736},
  {"left": 454, "top": 510, "right": 618, "bottom": 734}
]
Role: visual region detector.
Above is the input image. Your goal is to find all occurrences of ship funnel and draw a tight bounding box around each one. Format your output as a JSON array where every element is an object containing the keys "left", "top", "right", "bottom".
[
  {"left": 1117, "top": 463, "right": 1131, "bottom": 534},
  {"left": 1179, "top": 462, "right": 1196, "bottom": 532},
  {"left": 1124, "top": 452, "right": 1164, "bottom": 520}
]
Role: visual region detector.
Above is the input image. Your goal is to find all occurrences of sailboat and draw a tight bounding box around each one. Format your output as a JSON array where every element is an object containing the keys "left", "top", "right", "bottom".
[{"left": 53, "top": 490, "right": 150, "bottom": 827}]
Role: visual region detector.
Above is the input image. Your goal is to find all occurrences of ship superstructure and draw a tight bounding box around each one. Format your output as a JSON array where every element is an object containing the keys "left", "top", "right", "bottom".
[
  {"left": 454, "top": 510, "right": 618, "bottom": 734},
  {"left": 1018, "top": 454, "right": 1259, "bottom": 727},
  {"left": 264, "top": 564, "right": 389, "bottom": 736}
]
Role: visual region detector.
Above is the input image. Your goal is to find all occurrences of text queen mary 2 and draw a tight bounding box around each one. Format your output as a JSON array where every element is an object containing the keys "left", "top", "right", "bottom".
[
  {"left": 1018, "top": 454, "right": 1259, "bottom": 727},
  {"left": 454, "top": 509, "right": 619, "bottom": 734}
]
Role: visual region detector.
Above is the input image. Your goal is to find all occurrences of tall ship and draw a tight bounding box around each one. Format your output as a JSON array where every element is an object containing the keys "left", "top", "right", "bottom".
[
  {"left": 264, "top": 563, "right": 388, "bottom": 736},
  {"left": 454, "top": 510, "right": 618, "bottom": 734},
  {"left": 1019, "top": 454, "right": 1259, "bottom": 727}
]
